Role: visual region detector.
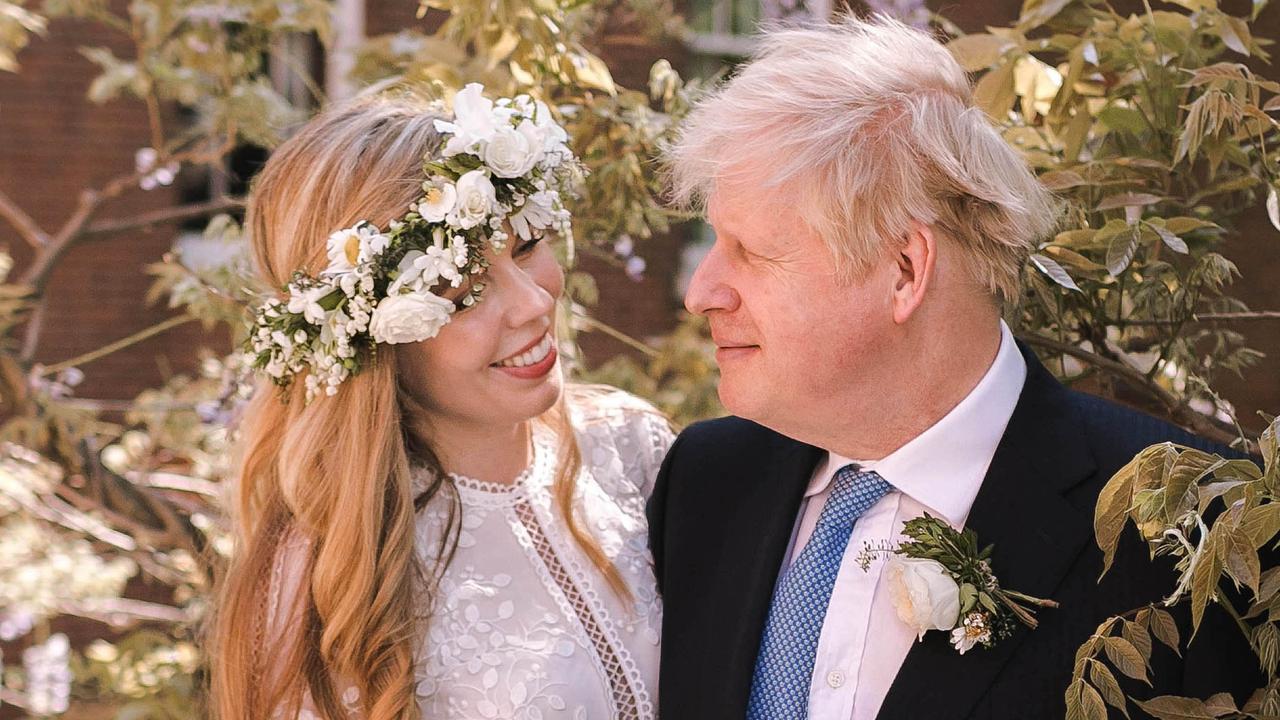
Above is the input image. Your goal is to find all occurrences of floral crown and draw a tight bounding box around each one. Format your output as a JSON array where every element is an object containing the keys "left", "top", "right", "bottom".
[{"left": 246, "top": 84, "right": 576, "bottom": 402}]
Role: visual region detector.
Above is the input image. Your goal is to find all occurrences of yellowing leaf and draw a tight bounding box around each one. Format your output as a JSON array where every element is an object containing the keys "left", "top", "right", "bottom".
[
  {"left": 974, "top": 61, "right": 1017, "bottom": 120},
  {"left": 1089, "top": 662, "right": 1129, "bottom": 717},
  {"left": 1242, "top": 503, "right": 1280, "bottom": 548},
  {"left": 1096, "top": 192, "right": 1164, "bottom": 211},
  {"left": 1149, "top": 608, "right": 1181, "bottom": 655},
  {"left": 1102, "top": 636, "right": 1149, "bottom": 683},
  {"left": 1217, "top": 15, "right": 1252, "bottom": 56},
  {"left": 1096, "top": 456, "right": 1138, "bottom": 575},
  {"left": 1135, "top": 695, "right": 1215, "bottom": 720},
  {"left": 1267, "top": 185, "right": 1280, "bottom": 231},
  {"left": 947, "top": 34, "right": 1015, "bottom": 71}
]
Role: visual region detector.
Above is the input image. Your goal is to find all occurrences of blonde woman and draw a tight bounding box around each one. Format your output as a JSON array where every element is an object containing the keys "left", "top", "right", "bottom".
[{"left": 208, "top": 86, "right": 672, "bottom": 720}]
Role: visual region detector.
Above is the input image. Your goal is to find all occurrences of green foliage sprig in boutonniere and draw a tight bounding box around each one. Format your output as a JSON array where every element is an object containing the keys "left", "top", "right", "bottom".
[{"left": 881, "top": 514, "right": 1059, "bottom": 654}]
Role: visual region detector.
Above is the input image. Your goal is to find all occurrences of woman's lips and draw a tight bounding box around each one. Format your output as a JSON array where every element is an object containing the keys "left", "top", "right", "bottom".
[{"left": 493, "top": 345, "right": 558, "bottom": 379}]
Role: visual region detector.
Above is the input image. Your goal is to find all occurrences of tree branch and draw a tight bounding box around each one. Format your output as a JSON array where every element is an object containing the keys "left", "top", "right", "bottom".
[
  {"left": 37, "top": 312, "right": 199, "bottom": 376},
  {"left": 1018, "top": 333, "right": 1247, "bottom": 449},
  {"left": 82, "top": 196, "right": 244, "bottom": 238},
  {"left": 0, "top": 186, "right": 50, "bottom": 248}
]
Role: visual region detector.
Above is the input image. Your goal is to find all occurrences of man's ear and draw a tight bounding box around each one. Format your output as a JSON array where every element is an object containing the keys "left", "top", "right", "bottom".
[{"left": 891, "top": 221, "right": 937, "bottom": 325}]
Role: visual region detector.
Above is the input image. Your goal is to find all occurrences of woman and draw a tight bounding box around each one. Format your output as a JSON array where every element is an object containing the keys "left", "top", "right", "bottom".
[{"left": 208, "top": 85, "right": 673, "bottom": 720}]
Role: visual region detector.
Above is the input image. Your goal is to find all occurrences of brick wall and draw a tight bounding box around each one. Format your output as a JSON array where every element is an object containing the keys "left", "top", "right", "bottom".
[{"left": 0, "top": 11, "right": 218, "bottom": 404}]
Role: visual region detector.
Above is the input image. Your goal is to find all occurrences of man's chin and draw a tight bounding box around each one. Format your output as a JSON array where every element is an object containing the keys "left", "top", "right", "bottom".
[{"left": 716, "top": 376, "right": 766, "bottom": 421}]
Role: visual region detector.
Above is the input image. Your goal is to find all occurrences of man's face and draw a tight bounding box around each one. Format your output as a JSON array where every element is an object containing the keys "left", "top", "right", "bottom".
[{"left": 685, "top": 180, "right": 897, "bottom": 433}]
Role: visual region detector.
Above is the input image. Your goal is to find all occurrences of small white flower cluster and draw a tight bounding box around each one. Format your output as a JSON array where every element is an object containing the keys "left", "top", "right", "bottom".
[
  {"left": 22, "top": 633, "right": 72, "bottom": 715},
  {"left": 246, "top": 83, "right": 578, "bottom": 402}
]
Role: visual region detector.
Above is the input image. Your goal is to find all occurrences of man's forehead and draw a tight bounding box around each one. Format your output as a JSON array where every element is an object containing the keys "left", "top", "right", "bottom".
[{"left": 707, "top": 181, "right": 804, "bottom": 237}]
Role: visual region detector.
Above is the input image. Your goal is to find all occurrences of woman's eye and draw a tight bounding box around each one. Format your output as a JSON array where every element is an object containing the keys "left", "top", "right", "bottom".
[{"left": 514, "top": 235, "right": 542, "bottom": 257}]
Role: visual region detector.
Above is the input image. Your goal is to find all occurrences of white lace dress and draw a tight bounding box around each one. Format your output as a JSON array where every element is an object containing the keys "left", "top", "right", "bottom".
[{"left": 267, "top": 394, "right": 674, "bottom": 720}]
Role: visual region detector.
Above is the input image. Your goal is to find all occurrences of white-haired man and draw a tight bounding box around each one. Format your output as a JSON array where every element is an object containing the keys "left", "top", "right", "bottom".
[{"left": 647, "top": 15, "right": 1256, "bottom": 720}]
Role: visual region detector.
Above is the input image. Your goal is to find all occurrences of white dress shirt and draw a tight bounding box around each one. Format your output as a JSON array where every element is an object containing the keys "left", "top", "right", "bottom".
[{"left": 784, "top": 320, "right": 1027, "bottom": 720}]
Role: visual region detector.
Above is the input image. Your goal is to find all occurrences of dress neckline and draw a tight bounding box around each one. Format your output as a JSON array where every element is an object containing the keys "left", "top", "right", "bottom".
[{"left": 410, "top": 423, "right": 555, "bottom": 501}]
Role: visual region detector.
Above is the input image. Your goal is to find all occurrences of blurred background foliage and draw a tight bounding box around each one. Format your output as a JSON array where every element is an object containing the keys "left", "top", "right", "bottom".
[{"left": 0, "top": 0, "right": 1276, "bottom": 716}]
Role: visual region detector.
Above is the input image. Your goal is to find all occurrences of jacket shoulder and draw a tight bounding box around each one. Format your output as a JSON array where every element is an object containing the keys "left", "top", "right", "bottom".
[{"left": 1062, "top": 388, "right": 1241, "bottom": 468}]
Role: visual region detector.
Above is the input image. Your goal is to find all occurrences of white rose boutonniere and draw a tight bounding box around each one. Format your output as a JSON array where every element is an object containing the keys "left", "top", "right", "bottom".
[
  {"left": 870, "top": 513, "right": 1059, "bottom": 655},
  {"left": 886, "top": 557, "right": 961, "bottom": 640},
  {"left": 368, "top": 292, "right": 454, "bottom": 344}
]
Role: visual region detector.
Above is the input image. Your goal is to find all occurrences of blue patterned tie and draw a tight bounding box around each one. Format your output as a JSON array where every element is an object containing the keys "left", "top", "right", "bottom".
[{"left": 746, "top": 465, "right": 893, "bottom": 719}]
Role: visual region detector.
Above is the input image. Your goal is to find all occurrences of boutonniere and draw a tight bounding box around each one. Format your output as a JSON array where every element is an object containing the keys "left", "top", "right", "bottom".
[{"left": 869, "top": 513, "right": 1059, "bottom": 654}]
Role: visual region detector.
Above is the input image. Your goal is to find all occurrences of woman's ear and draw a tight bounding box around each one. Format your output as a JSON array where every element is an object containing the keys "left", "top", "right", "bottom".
[{"left": 890, "top": 220, "right": 938, "bottom": 325}]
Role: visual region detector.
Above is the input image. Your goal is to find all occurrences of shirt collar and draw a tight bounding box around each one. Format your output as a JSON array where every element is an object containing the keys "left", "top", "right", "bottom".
[{"left": 804, "top": 320, "right": 1027, "bottom": 527}]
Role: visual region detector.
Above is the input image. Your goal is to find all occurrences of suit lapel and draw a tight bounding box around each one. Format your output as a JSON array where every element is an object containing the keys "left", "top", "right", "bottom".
[
  {"left": 711, "top": 430, "right": 825, "bottom": 715},
  {"left": 877, "top": 345, "right": 1099, "bottom": 720}
]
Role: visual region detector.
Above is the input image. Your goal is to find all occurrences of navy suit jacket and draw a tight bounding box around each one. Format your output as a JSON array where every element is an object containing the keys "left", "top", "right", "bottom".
[{"left": 646, "top": 343, "right": 1260, "bottom": 719}]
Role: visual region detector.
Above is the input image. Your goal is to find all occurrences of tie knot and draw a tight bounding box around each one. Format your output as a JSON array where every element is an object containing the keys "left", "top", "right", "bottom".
[{"left": 816, "top": 465, "right": 893, "bottom": 529}]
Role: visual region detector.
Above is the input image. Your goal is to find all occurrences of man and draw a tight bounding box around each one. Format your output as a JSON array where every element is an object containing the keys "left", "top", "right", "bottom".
[{"left": 648, "top": 15, "right": 1257, "bottom": 720}]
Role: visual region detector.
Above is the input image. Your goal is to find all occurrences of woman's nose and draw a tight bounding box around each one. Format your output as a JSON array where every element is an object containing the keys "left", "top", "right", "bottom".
[{"left": 493, "top": 256, "right": 557, "bottom": 328}]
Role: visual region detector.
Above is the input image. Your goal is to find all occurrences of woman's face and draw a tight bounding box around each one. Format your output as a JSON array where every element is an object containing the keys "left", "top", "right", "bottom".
[{"left": 397, "top": 232, "right": 565, "bottom": 434}]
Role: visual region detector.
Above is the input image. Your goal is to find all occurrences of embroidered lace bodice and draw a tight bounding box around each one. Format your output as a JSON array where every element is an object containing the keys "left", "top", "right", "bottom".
[{"left": 266, "top": 393, "right": 674, "bottom": 719}]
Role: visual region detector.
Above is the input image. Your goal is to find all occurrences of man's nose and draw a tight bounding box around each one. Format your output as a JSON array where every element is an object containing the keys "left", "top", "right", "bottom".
[{"left": 684, "top": 242, "right": 740, "bottom": 315}]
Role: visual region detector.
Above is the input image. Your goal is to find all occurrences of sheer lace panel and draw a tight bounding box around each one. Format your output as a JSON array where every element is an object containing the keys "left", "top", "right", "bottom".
[{"left": 512, "top": 498, "right": 641, "bottom": 720}]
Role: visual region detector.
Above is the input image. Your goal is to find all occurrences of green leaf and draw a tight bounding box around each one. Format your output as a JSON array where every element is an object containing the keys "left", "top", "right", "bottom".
[
  {"left": 1134, "top": 695, "right": 1215, "bottom": 720},
  {"left": 1163, "top": 217, "right": 1220, "bottom": 235},
  {"left": 1106, "top": 224, "right": 1140, "bottom": 277},
  {"left": 1098, "top": 105, "right": 1149, "bottom": 136},
  {"left": 1103, "top": 636, "right": 1150, "bottom": 683},
  {"left": 1031, "top": 253, "right": 1081, "bottom": 291},
  {"left": 1149, "top": 608, "right": 1182, "bottom": 655}
]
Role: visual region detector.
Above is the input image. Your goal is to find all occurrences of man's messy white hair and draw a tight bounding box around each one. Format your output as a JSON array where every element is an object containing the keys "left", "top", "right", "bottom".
[{"left": 667, "top": 14, "right": 1059, "bottom": 306}]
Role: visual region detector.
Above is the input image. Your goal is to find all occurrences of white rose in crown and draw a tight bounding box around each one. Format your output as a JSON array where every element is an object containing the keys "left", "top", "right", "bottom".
[
  {"left": 484, "top": 120, "right": 545, "bottom": 178},
  {"left": 886, "top": 556, "right": 961, "bottom": 640},
  {"left": 447, "top": 170, "right": 498, "bottom": 229},
  {"left": 368, "top": 292, "right": 454, "bottom": 344}
]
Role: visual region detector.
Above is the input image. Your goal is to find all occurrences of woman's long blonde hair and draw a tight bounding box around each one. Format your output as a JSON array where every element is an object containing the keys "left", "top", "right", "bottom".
[{"left": 207, "top": 92, "right": 625, "bottom": 720}]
